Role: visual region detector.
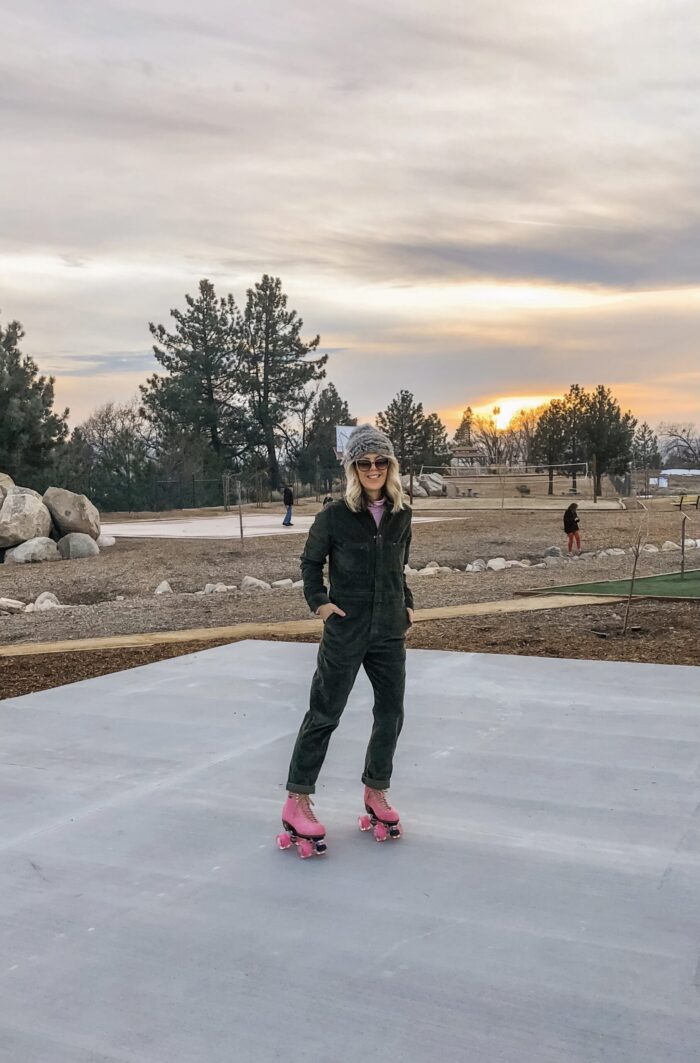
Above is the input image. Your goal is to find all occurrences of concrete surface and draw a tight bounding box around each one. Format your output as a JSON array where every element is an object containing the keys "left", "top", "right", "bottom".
[
  {"left": 1, "top": 642, "right": 699, "bottom": 1062},
  {"left": 102, "top": 513, "right": 454, "bottom": 540}
]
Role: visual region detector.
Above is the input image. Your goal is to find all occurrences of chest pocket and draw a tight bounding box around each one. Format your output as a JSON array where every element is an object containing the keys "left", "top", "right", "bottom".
[{"left": 332, "top": 540, "right": 370, "bottom": 579}]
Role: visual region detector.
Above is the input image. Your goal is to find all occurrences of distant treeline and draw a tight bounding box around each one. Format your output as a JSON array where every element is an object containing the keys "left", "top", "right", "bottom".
[{"left": 2, "top": 278, "right": 698, "bottom": 511}]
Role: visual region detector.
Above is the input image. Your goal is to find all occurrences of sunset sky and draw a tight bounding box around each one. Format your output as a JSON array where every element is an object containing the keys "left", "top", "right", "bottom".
[{"left": 2, "top": 0, "right": 699, "bottom": 432}]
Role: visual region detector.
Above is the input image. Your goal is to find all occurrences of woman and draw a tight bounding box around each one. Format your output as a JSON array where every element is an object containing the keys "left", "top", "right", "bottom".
[
  {"left": 278, "top": 425, "right": 414, "bottom": 858},
  {"left": 563, "top": 502, "right": 581, "bottom": 555}
]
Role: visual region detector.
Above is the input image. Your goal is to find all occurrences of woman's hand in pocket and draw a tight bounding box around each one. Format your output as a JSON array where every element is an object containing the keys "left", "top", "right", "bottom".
[{"left": 317, "top": 603, "right": 347, "bottom": 622}]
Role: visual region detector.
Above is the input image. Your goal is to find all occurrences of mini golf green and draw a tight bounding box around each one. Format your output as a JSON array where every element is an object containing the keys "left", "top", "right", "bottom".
[{"left": 546, "top": 568, "right": 700, "bottom": 600}]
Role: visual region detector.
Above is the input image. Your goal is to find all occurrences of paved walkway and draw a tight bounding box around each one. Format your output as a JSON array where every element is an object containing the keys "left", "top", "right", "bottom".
[{"left": 102, "top": 512, "right": 457, "bottom": 539}]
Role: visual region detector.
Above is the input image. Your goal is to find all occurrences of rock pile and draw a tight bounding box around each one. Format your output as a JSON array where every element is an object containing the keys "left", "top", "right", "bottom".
[{"left": 0, "top": 474, "right": 112, "bottom": 565}]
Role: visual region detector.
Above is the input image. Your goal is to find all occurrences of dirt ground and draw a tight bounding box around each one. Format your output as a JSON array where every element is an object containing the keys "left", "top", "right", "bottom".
[{"left": 1, "top": 503, "right": 698, "bottom": 698}]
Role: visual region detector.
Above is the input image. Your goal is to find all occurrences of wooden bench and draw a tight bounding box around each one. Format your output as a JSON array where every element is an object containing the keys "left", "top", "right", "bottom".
[{"left": 673, "top": 494, "right": 700, "bottom": 510}]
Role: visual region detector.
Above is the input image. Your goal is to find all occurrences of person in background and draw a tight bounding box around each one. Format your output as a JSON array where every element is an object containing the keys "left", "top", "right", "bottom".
[
  {"left": 563, "top": 502, "right": 581, "bottom": 555},
  {"left": 282, "top": 484, "right": 294, "bottom": 527}
]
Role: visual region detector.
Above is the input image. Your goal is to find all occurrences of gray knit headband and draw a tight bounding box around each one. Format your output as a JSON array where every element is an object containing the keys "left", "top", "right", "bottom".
[{"left": 343, "top": 424, "right": 395, "bottom": 467}]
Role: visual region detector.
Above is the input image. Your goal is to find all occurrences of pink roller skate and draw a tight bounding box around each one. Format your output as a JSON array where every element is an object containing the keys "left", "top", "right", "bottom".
[
  {"left": 277, "top": 794, "right": 327, "bottom": 859},
  {"left": 358, "top": 786, "right": 402, "bottom": 842}
]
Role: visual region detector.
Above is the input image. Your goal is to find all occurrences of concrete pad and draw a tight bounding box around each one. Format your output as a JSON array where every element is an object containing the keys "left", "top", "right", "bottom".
[
  {"left": 1, "top": 643, "right": 699, "bottom": 1062},
  {"left": 102, "top": 513, "right": 456, "bottom": 540}
]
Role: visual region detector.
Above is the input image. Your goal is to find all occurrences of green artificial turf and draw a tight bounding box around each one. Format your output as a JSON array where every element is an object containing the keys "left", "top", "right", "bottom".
[{"left": 546, "top": 568, "right": 700, "bottom": 599}]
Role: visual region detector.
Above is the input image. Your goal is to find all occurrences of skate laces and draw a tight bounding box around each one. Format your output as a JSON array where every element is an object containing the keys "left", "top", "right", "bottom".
[
  {"left": 369, "top": 788, "right": 391, "bottom": 811},
  {"left": 295, "top": 794, "right": 319, "bottom": 823}
]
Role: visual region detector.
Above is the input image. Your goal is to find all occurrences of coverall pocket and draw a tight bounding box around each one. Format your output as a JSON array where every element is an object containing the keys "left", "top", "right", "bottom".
[{"left": 333, "top": 541, "right": 370, "bottom": 578}]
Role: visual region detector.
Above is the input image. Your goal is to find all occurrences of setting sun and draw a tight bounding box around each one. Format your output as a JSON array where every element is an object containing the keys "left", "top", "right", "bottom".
[{"left": 470, "top": 395, "right": 555, "bottom": 430}]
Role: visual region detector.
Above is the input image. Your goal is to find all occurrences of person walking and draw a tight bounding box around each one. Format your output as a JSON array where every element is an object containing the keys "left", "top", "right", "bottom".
[
  {"left": 564, "top": 502, "right": 581, "bottom": 555},
  {"left": 278, "top": 424, "right": 414, "bottom": 858},
  {"left": 282, "top": 483, "right": 294, "bottom": 527}
]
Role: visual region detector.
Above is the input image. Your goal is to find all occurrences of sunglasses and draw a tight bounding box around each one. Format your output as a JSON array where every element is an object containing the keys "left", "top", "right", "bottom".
[{"left": 355, "top": 457, "right": 389, "bottom": 472}]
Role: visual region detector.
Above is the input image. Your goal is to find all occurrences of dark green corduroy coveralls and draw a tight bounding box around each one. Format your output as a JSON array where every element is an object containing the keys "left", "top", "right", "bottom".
[{"left": 286, "top": 499, "right": 414, "bottom": 795}]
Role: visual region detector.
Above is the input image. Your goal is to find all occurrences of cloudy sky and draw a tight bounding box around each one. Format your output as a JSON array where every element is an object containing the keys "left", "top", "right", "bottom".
[{"left": 2, "top": 0, "right": 699, "bottom": 431}]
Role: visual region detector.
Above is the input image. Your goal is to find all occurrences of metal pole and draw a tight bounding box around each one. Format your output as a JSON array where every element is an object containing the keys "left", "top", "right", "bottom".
[
  {"left": 237, "top": 479, "right": 244, "bottom": 547},
  {"left": 409, "top": 458, "right": 414, "bottom": 504},
  {"left": 681, "top": 513, "right": 687, "bottom": 578},
  {"left": 592, "top": 453, "right": 598, "bottom": 503}
]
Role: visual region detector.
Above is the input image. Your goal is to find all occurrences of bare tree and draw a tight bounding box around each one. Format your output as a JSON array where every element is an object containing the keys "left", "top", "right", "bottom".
[{"left": 658, "top": 423, "right": 700, "bottom": 467}]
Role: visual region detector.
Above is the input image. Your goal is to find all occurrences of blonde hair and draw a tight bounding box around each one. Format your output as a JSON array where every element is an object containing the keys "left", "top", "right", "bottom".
[{"left": 344, "top": 456, "right": 407, "bottom": 513}]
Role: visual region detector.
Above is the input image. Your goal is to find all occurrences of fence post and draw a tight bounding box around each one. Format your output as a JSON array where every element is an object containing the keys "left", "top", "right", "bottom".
[{"left": 592, "top": 454, "right": 597, "bottom": 503}]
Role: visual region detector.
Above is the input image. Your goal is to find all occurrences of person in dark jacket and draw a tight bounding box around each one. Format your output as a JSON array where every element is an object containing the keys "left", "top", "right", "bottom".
[
  {"left": 564, "top": 502, "right": 581, "bottom": 554},
  {"left": 278, "top": 424, "right": 413, "bottom": 855},
  {"left": 282, "top": 484, "right": 294, "bottom": 527}
]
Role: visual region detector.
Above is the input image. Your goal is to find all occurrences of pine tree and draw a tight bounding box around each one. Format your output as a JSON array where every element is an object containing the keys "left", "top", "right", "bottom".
[
  {"left": 376, "top": 390, "right": 426, "bottom": 471},
  {"left": 239, "top": 275, "right": 327, "bottom": 490},
  {"left": 141, "top": 279, "right": 253, "bottom": 470},
  {"left": 300, "top": 383, "right": 355, "bottom": 490},
  {"left": 0, "top": 316, "right": 69, "bottom": 486},
  {"left": 419, "top": 412, "right": 452, "bottom": 468}
]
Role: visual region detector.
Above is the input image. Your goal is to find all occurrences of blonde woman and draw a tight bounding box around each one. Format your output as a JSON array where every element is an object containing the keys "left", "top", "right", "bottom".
[{"left": 277, "top": 425, "right": 414, "bottom": 858}]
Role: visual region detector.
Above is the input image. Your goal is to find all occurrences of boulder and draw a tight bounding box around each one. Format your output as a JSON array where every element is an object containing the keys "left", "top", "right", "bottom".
[
  {"left": 417, "top": 472, "right": 445, "bottom": 497},
  {"left": 4, "top": 537, "right": 60, "bottom": 564},
  {"left": 641, "top": 544, "right": 659, "bottom": 553},
  {"left": 240, "top": 576, "right": 271, "bottom": 592},
  {"left": 57, "top": 532, "right": 100, "bottom": 560},
  {"left": 97, "top": 533, "right": 116, "bottom": 548},
  {"left": 0, "top": 493, "right": 52, "bottom": 548},
  {"left": 486, "top": 557, "right": 507, "bottom": 571},
  {"left": 204, "top": 582, "right": 228, "bottom": 593},
  {"left": 0, "top": 597, "right": 25, "bottom": 613},
  {"left": 0, "top": 472, "right": 14, "bottom": 493},
  {"left": 35, "top": 591, "right": 60, "bottom": 608},
  {"left": 544, "top": 546, "right": 563, "bottom": 557},
  {"left": 425, "top": 561, "right": 440, "bottom": 570},
  {"left": 43, "top": 487, "right": 100, "bottom": 540},
  {"left": 416, "top": 567, "right": 437, "bottom": 576},
  {"left": 7, "top": 485, "right": 42, "bottom": 500},
  {"left": 154, "top": 581, "right": 173, "bottom": 595},
  {"left": 436, "top": 566, "right": 453, "bottom": 574},
  {"left": 519, "top": 559, "right": 532, "bottom": 566},
  {"left": 505, "top": 560, "right": 526, "bottom": 568},
  {"left": 292, "top": 579, "right": 304, "bottom": 588},
  {"left": 409, "top": 483, "right": 429, "bottom": 498},
  {"left": 35, "top": 598, "right": 64, "bottom": 612},
  {"left": 34, "top": 591, "right": 65, "bottom": 612},
  {"left": 661, "top": 541, "right": 681, "bottom": 551},
  {"left": 605, "top": 548, "right": 626, "bottom": 556},
  {"left": 464, "top": 564, "right": 473, "bottom": 572},
  {"left": 471, "top": 559, "right": 487, "bottom": 572},
  {"left": 544, "top": 555, "right": 565, "bottom": 568},
  {"left": 272, "top": 578, "right": 294, "bottom": 589},
  {"left": 685, "top": 538, "right": 696, "bottom": 548}
]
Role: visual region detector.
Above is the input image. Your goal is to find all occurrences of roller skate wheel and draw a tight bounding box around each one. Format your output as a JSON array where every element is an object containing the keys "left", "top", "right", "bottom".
[
  {"left": 358, "top": 814, "right": 372, "bottom": 832},
  {"left": 374, "top": 823, "right": 389, "bottom": 843},
  {"left": 314, "top": 840, "right": 328, "bottom": 855},
  {"left": 297, "top": 839, "right": 315, "bottom": 859},
  {"left": 277, "top": 832, "right": 293, "bottom": 850},
  {"left": 389, "top": 824, "right": 402, "bottom": 839}
]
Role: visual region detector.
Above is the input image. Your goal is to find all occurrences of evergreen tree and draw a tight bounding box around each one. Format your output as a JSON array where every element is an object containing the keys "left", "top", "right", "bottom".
[
  {"left": 632, "top": 422, "right": 661, "bottom": 469},
  {"left": 376, "top": 390, "right": 426, "bottom": 471},
  {"left": 0, "top": 316, "right": 69, "bottom": 486},
  {"left": 418, "top": 412, "right": 452, "bottom": 468},
  {"left": 299, "top": 383, "right": 355, "bottom": 490},
  {"left": 532, "top": 400, "right": 569, "bottom": 494},
  {"left": 140, "top": 279, "right": 254, "bottom": 470},
  {"left": 580, "top": 385, "right": 637, "bottom": 495},
  {"left": 453, "top": 406, "right": 474, "bottom": 447},
  {"left": 239, "top": 275, "right": 327, "bottom": 490}
]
